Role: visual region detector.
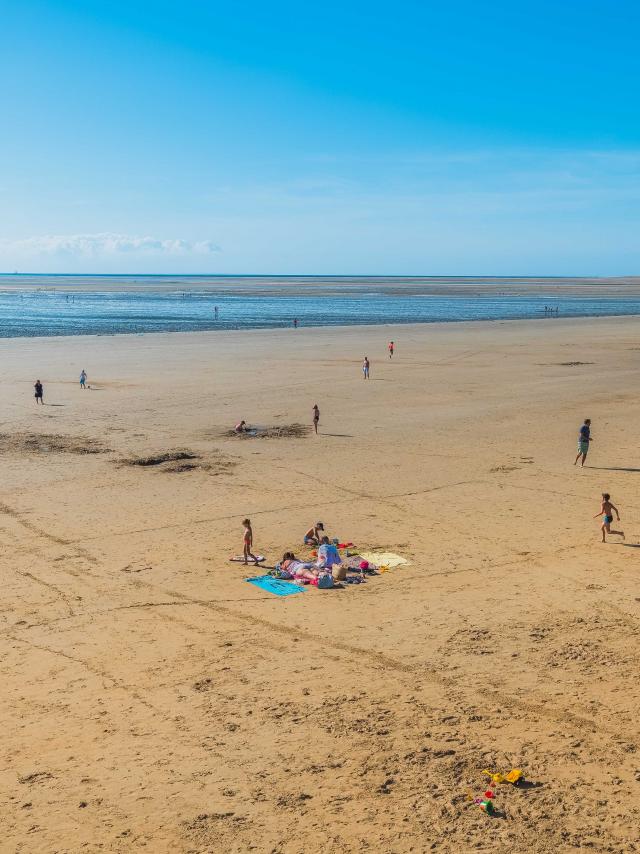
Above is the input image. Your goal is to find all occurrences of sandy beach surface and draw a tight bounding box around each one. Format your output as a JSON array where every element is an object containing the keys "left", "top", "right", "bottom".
[{"left": 2, "top": 316, "right": 640, "bottom": 853}]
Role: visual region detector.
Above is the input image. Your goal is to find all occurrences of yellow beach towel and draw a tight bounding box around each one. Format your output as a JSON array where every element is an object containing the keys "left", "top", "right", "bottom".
[{"left": 357, "top": 551, "right": 409, "bottom": 568}]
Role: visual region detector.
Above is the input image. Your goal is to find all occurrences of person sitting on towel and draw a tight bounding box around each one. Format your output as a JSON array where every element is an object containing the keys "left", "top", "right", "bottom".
[
  {"left": 316, "top": 537, "right": 342, "bottom": 569},
  {"left": 303, "top": 521, "right": 325, "bottom": 545}
]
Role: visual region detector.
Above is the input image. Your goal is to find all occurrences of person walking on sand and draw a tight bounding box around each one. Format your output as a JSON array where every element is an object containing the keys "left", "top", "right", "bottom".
[
  {"left": 34, "top": 379, "right": 44, "bottom": 404},
  {"left": 594, "top": 493, "right": 624, "bottom": 543},
  {"left": 574, "top": 418, "right": 592, "bottom": 467},
  {"left": 312, "top": 403, "right": 320, "bottom": 434},
  {"left": 80, "top": 369, "right": 87, "bottom": 389},
  {"left": 242, "top": 518, "right": 260, "bottom": 565},
  {"left": 388, "top": 341, "right": 394, "bottom": 359},
  {"left": 362, "top": 356, "right": 370, "bottom": 379}
]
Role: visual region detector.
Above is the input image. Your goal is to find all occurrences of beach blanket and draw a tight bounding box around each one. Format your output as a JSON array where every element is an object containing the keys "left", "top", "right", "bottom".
[
  {"left": 357, "top": 551, "right": 409, "bottom": 568},
  {"left": 245, "top": 575, "right": 304, "bottom": 596}
]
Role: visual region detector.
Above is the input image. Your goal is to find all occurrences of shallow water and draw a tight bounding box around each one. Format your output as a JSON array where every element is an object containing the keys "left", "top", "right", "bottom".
[{"left": 1, "top": 276, "right": 639, "bottom": 337}]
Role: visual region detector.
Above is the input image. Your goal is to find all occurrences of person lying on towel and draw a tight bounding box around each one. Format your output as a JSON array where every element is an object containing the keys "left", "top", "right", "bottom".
[
  {"left": 316, "top": 537, "right": 342, "bottom": 569},
  {"left": 280, "top": 552, "right": 319, "bottom": 581}
]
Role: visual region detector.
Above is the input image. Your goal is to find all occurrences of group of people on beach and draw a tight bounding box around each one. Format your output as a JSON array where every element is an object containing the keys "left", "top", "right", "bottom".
[
  {"left": 33, "top": 370, "right": 88, "bottom": 404},
  {"left": 31, "top": 344, "right": 627, "bottom": 547},
  {"left": 574, "top": 417, "right": 624, "bottom": 543},
  {"left": 242, "top": 517, "right": 343, "bottom": 582}
]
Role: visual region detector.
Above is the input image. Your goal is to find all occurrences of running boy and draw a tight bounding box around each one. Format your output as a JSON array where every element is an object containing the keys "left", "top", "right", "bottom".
[{"left": 593, "top": 493, "right": 624, "bottom": 543}]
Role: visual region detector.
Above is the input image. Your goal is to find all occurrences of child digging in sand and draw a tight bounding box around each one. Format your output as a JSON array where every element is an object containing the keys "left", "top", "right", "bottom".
[
  {"left": 242, "top": 518, "right": 260, "bottom": 565},
  {"left": 594, "top": 493, "right": 625, "bottom": 543}
]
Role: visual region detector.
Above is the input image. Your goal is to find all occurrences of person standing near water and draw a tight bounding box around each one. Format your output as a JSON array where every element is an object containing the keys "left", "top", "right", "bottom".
[
  {"left": 312, "top": 403, "right": 320, "bottom": 434},
  {"left": 388, "top": 341, "right": 394, "bottom": 359},
  {"left": 574, "top": 418, "right": 592, "bottom": 467},
  {"left": 293, "top": 318, "right": 298, "bottom": 328},
  {"left": 362, "top": 356, "right": 370, "bottom": 379},
  {"left": 80, "top": 369, "right": 87, "bottom": 389},
  {"left": 34, "top": 379, "right": 44, "bottom": 404},
  {"left": 594, "top": 493, "right": 624, "bottom": 543},
  {"left": 214, "top": 306, "right": 219, "bottom": 320}
]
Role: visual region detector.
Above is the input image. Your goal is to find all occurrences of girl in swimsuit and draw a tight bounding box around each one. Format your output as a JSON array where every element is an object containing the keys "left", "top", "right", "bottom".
[
  {"left": 593, "top": 493, "right": 624, "bottom": 543},
  {"left": 242, "top": 518, "right": 260, "bottom": 565}
]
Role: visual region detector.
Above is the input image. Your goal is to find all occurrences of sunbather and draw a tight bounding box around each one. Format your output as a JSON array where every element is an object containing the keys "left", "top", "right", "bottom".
[{"left": 280, "top": 551, "right": 319, "bottom": 581}]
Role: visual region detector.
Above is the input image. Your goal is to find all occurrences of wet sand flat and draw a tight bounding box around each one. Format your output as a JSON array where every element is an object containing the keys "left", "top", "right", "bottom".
[{"left": 2, "top": 316, "right": 640, "bottom": 853}]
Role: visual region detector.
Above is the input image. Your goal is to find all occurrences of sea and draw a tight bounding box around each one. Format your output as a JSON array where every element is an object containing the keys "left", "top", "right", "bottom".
[{"left": 1, "top": 275, "right": 639, "bottom": 338}]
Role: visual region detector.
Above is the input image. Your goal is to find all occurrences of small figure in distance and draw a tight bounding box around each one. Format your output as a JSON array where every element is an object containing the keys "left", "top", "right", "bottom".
[
  {"left": 34, "top": 379, "right": 44, "bottom": 405},
  {"left": 304, "top": 521, "right": 325, "bottom": 546},
  {"left": 574, "top": 418, "right": 592, "bottom": 467},
  {"left": 80, "top": 369, "right": 87, "bottom": 389},
  {"left": 362, "top": 356, "right": 370, "bottom": 379},
  {"left": 242, "top": 518, "right": 260, "bottom": 565},
  {"left": 388, "top": 341, "right": 394, "bottom": 359},
  {"left": 235, "top": 420, "right": 247, "bottom": 433},
  {"left": 594, "top": 493, "right": 624, "bottom": 543},
  {"left": 214, "top": 306, "right": 219, "bottom": 319},
  {"left": 312, "top": 403, "right": 320, "bottom": 434},
  {"left": 293, "top": 318, "right": 298, "bottom": 328}
]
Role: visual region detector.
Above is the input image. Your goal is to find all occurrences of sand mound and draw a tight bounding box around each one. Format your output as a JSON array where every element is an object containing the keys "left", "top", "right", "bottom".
[{"left": 0, "top": 432, "right": 109, "bottom": 455}]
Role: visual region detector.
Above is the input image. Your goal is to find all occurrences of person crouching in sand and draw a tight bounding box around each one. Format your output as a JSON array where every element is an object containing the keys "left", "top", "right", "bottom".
[
  {"left": 594, "top": 493, "right": 624, "bottom": 543},
  {"left": 304, "top": 521, "right": 324, "bottom": 545},
  {"left": 242, "top": 518, "right": 260, "bottom": 564}
]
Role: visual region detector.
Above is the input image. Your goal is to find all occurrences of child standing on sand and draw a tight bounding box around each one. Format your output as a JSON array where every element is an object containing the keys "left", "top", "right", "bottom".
[
  {"left": 388, "top": 341, "right": 394, "bottom": 359},
  {"left": 80, "top": 369, "right": 87, "bottom": 389},
  {"left": 362, "top": 356, "right": 370, "bottom": 379},
  {"left": 34, "top": 380, "right": 44, "bottom": 404},
  {"left": 312, "top": 403, "right": 320, "bottom": 434},
  {"left": 242, "top": 518, "right": 260, "bottom": 565},
  {"left": 594, "top": 493, "right": 625, "bottom": 543}
]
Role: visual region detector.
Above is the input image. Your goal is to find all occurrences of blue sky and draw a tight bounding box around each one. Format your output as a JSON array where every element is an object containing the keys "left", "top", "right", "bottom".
[{"left": 1, "top": 0, "right": 639, "bottom": 274}]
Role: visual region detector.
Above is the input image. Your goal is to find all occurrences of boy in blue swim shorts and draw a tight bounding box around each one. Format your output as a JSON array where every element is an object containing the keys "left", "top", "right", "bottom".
[{"left": 593, "top": 493, "right": 624, "bottom": 543}]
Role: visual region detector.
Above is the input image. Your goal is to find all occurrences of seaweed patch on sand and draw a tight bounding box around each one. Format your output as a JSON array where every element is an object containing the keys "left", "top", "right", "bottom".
[
  {"left": 0, "top": 432, "right": 110, "bottom": 455},
  {"left": 223, "top": 423, "right": 311, "bottom": 440},
  {"left": 118, "top": 448, "right": 236, "bottom": 475}
]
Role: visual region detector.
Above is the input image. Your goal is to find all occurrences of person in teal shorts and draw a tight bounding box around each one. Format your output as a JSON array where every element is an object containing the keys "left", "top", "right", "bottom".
[{"left": 574, "top": 418, "right": 591, "bottom": 467}]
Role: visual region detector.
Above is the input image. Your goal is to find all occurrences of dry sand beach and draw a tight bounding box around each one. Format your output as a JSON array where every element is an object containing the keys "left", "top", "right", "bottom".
[{"left": 2, "top": 316, "right": 640, "bottom": 853}]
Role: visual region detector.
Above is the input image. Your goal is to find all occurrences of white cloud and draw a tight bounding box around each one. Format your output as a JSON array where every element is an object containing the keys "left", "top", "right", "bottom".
[{"left": 0, "top": 232, "right": 220, "bottom": 257}]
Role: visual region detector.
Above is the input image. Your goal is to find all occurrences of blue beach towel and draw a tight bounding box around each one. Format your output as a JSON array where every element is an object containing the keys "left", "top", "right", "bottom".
[{"left": 245, "top": 575, "right": 304, "bottom": 596}]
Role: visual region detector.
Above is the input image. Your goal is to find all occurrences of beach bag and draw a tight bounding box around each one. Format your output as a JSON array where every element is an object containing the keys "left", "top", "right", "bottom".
[
  {"left": 317, "top": 572, "right": 334, "bottom": 589},
  {"left": 332, "top": 565, "right": 347, "bottom": 582}
]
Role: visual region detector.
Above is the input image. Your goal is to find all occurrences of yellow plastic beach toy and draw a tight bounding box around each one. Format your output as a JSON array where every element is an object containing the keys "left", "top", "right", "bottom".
[{"left": 482, "top": 768, "right": 524, "bottom": 785}]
